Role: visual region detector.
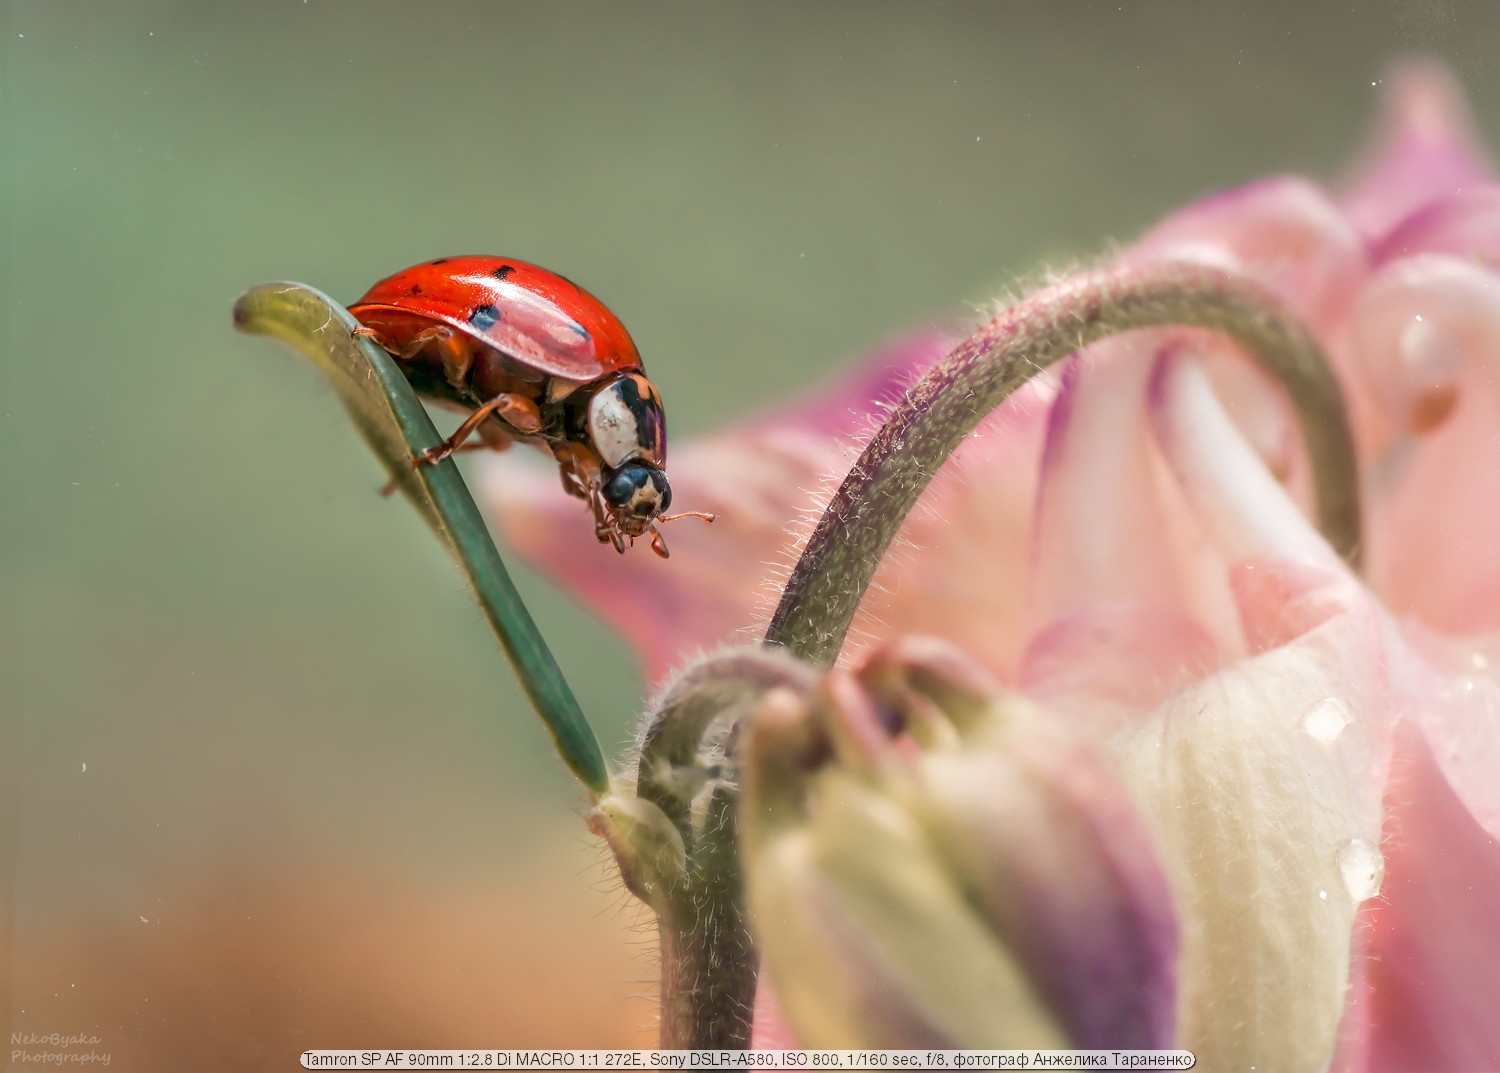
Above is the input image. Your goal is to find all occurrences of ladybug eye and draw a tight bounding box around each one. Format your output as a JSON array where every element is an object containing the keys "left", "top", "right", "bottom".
[
  {"left": 602, "top": 464, "right": 649, "bottom": 508},
  {"left": 656, "top": 473, "right": 672, "bottom": 513}
]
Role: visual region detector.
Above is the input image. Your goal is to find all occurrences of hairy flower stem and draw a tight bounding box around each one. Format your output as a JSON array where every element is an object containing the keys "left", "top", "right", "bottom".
[
  {"left": 765, "top": 261, "right": 1361, "bottom": 668},
  {"left": 633, "top": 650, "right": 816, "bottom": 1049},
  {"left": 656, "top": 789, "right": 759, "bottom": 1049}
]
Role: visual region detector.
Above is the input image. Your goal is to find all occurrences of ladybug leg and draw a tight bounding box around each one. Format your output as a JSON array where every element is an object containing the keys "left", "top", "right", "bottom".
[
  {"left": 427, "top": 329, "right": 474, "bottom": 390},
  {"left": 351, "top": 323, "right": 429, "bottom": 357},
  {"left": 551, "top": 442, "right": 602, "bottom": 503},
  {"left": 572, "top": 480, "right": 623, "bottom": 552},
  {"left": 352, "top": 324, "right": 475, "bottom": 390},
  {"left": 549, "top": 443, "right": 623, "bottom": 551},
  {"left": 424, "top": 398, "right": 516, "bottom": 451},
  {"left": 413, "top": 393, "right": 543, "bottom": 469},
  {"left": 648, "top": 525, "right": 671, "bottom": 559},
  {"left": 596, "top": 501, "right": 627, "bottom": 554},
  {"left": 378, "top": 442, "right": 494, "bottom": 497},
  {"left": 580, "top": 480, "right": 625, "bottom": 552},
  {"left": 477, "top": 393, "right": 543, "bottom": 435}
]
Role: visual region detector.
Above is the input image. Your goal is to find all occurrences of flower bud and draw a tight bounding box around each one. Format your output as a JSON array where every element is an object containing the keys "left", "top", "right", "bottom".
[{"left": 740, "top": 638, "right": 1177, "bottom": 1048}]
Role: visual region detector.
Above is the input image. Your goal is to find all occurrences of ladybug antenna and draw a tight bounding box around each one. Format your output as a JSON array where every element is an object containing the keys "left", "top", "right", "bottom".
[
  {"left": 646, "top": 511, "right": 715, "bottom": 559},
  {"left": 657, "top": 510, "right": 716, "bottom": 525}
]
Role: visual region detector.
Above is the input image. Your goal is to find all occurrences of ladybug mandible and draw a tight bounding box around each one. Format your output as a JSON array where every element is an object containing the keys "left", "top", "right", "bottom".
[{"left": 348, "top": 255, "right": 713, "bottom": 558}]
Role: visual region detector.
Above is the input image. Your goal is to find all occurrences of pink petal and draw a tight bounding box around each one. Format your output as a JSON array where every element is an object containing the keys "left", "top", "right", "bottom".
[
  {"left": 1364, "top": 722, "right": 1500, "bottom": 1073},
  {"left": 1372, "top": 183, "right": 1500, "bottom": 263},
  {"left": 1342, "top": 59, "right": 1494, "bottom": 244},
  {"left": 1229, "top": 556, "right": 1350, "bottom": 655},
  {"left": 1149, "top": 356, "right": 1343, "bottom": 573},
  {"left": 1019, "top": 603, "right": 1219, "bottom": 736},
  {"left": 1394, "top": 621, "right": 1500, "bottom": 840},
  {"left": 1019, "top": 344, "right": 1223, "bottom": 727},
  {"left": 1136, "top": 176, "right": 1368, "bottom": 327},
  {"left": 1355, "top": 265, "right": 1500, "bottom": 633},
  {"left": 1028, "top": 342, "right": 1185, "bottom": 625},
  {"left": 1345, "top": 254, "right": 1500, "bottom": 438},
  {"left": 749, "top": 980, "right": 798, "bottom": 1048},
  {"left": 1129, "top": 176, "right": 1399, "bottom": 470}
]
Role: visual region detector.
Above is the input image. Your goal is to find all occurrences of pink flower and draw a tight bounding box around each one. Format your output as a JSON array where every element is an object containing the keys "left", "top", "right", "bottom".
[{"left": 483, "top": 61, "right": 1500, "bottom": 1070}]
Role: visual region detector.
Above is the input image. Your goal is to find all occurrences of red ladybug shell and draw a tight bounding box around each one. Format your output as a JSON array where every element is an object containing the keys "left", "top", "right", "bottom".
[{"left": 348, "top": 255, "right": 643, "bottom": 383}]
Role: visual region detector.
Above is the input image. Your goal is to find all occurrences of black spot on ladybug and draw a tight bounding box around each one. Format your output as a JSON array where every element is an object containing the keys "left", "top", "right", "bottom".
[
  {"left": 409, "top": 284, "right": 424, "bottom": 296},
  {"left": 468, "top": 304, "right": 501, "bottom": 330},
  {"left": 492, "top": 265, "right": 516, "bottom": 280},
  {"left": 430, "top": 258, "right": 449, "bottom": 265}
]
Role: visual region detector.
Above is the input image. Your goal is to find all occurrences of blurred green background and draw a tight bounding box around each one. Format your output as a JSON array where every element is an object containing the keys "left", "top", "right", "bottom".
[{"left": 4, "top": 1, "right": 1498, "bottom": 1066}]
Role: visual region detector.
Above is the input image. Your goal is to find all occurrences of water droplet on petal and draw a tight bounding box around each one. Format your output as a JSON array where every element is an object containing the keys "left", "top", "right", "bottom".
[
  {"left": 1318, "top": 889, "right": 1328, "bottom": 900},
  {"left": 1338, "top": 838, "right": 1385, "bottom": 902},
  {"left": 1301, "top": 697, "right": 1350, "bottom": 743}
]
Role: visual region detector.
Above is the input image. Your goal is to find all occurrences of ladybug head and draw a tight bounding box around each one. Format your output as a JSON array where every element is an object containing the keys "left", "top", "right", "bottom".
[
  {"left": 584, "top": 373, "right": 712, "bottom": 556},
  {"left": 600, "top": 461, "right": 672, "bottom": 535}
]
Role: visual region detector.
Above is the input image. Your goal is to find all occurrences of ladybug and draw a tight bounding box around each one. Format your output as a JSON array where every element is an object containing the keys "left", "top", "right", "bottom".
[{"left": 348, "top": 256, "right": 713, "bottom": 557}]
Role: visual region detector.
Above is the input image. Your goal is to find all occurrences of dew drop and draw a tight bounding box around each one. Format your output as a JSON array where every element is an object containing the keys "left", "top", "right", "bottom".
[
  {"left": 1318, "top": 889, "right": 1328, "bottom": 901},
  {"left": 1338, "top": 838, "right": 1385, "bottom": 902},
  {"left": 1301, "top": 697, "right": 1350, "bottom": 743}
]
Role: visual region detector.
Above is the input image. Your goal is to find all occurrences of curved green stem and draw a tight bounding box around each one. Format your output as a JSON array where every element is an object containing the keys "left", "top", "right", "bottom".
[
  {"left": 234, "top": 282, "right": 610, "bottom": 795},
  {"left": 764, "top": 261, "right": 1361, "bottom": 668}
]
